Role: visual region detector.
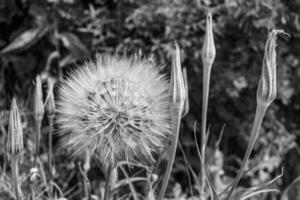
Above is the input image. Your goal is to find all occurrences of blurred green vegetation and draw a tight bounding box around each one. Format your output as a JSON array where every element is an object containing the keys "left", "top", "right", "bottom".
[{"left": 1, "top": 0, "right": 300, "bottom": 199}]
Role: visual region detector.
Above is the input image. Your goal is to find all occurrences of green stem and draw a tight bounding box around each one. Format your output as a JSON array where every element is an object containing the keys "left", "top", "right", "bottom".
[
  {"left": 12, "top": 155, "right": 20, "bottom": 200},
  {"left": 104, "top": 164, "right": 113, "bottom": 200},
  {"left": 77, "top": 161, "right": 91, "bottom": 200},
  {"left": 111, "top": 167, "right": 118, "bottom": 199},
  {"left": 225, "top": 103, "right": 267, "bottom": 199},
  {"left": 34, "top": 120, "right": 41, "bottom": 166},
  {"left": 158, "top": 105, "right": 182, "bottom": 200},
  {"left": 48, "top": 116, "right": 54, "bottom": 177},
  {"left": 200, "top": 64, "right": 211, "bottom": 198}
]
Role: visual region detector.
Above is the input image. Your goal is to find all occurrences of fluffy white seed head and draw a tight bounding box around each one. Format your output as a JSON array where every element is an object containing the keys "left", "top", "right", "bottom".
[{"left": 57, "top": 54, "right": 171, "bottom": 167}]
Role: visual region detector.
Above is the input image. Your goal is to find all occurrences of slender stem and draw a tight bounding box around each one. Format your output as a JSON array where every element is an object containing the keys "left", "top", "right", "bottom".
[
  {"left": 37, "top": 158, "right": 52, "bottom": 199},
  {"left": 225, "top": 103, "right": 267, "bottom": 199},
  {"left": 111, "top": 167, "right": 118, "bottom": 199},
  {"left": 77, "top": 162, "right": 91, "bottom": 200},
  {"left": 34, "top": 120, "right": 41, "bottom": 166},
  {"left": 200, "top": 64, "right": 212, "bottom": 198},
  {"left": 12, "top": 155, "right": 20, "bottom": 200},
  {"left": 104, "top": 164, "right": 113, "bottom": 200},
  {"left": 48, "top": 116, "right": 54, "bottom": 177},
  {"left": 158, "top": 105, "right": 182, "bottom": 200}
]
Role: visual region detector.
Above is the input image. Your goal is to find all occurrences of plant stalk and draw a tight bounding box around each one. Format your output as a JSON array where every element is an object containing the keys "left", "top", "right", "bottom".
[
  {"left": 34, "top": 119, "right": 42, "bottom": 166},
  {"left": 48, "top": 116, "right": 54, "bottom": 177},
  {"left": 104, "top": 164, "right": 113, "bottom": 200},
  {"left": 225, "top": 103, "right": 267, "bottom": 199},
  {"left": 77, "top": 161, "right": 92, "bottom": 200},
  {"left": 158, "top": 105, "right": 182, "bottom": 200},
  {"left": 12, "top": 155, "right": 20, "bottom": 200},
  {"left": 200, "top": 64, "right": 212, "bottom": 198}
]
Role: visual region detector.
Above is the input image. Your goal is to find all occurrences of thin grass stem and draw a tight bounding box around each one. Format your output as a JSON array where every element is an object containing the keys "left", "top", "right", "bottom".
[
  {"left": 158, "top": 105, "right": 182, "bottom": 200},
  {"left": 225, "top": 103, "right": 267, "bottom": 199},
  {"left": 178, "top": 142, "right": 194, "bottom": 199}
]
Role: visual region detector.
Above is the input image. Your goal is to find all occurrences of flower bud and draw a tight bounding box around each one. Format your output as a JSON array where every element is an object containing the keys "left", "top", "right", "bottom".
[
  {"left": 170, "top": 42, "right": 186, "bottom": 109},
  {"left": 34, "top": 75, "right": 44, "bottom": 121},
  {"left": 257, "top": 30, "right": 284, "bottom": 106},
  {"left": 201, "top": 11, "right": 216, "bottom": 66},
  {"left": 46, "top": 78, "right": 56, "bottom": 117},
  {"left": 6, "top": 98, "right": 23, "bottom": 155}
]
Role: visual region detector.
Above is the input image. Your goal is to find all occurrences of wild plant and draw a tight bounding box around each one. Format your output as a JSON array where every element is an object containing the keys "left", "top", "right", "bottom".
[
  {"left": 45, "top": 77, "right": 56, "bottom": 176},
  {"left": 224, "top": 29, "right": 287, "bottom": 200},
  {"left": 56, "top": 53, "right": 172, "bottom": 199},
  {"left": 158, "top": 42, "right": 186, "bottom": 200},
  {"left": 6, "top": 98, "right": 24, "bottom": 200},
  {"left": 200, "top": 11, "right": 216, "bottom": 199},
  {"left": 33, "top": 75, "right": 44, "bottom": 165},
  {"left": 0, "top": 11, "right": 289, "bottom": 200}
]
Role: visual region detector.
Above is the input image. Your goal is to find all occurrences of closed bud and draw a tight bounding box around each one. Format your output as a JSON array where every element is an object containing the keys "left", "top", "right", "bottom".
[
  {"left": 46, "top": 78, "right": 56, "bottom": 117},
  {"left": 257, "top": 29, "right": 285, "bottom": 106},
  {"left": 170, "top": 42, "right": 186, "bottom": 109},
  {"left": 34, "top": 75, "right": 44, "bottom": 121},
  {"left": 201, "top": 11, "right": 216, "bottom": 66},
  {"left": 6, "top": 98, "right": 23, "bottom": 155}
]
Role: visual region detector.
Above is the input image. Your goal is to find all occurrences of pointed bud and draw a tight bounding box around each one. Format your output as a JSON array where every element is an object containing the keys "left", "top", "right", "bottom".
[
  {"left": 6, "top": 98, "right": 23, "bottom": 155},
  {"left": 201, "top": 11, "right": 216, "bottom": 66},
  {"left": 170, "top": 42, "right": 186, "bottom": 109},
  {"left": 46, "top": 78, "right": 56, "bottom": 117},
  {"left": 257, "top": 30, "right": 285, "bottom": 106},
  {"left": 34, "top": 75, "right": 44, "bottom": 121}
]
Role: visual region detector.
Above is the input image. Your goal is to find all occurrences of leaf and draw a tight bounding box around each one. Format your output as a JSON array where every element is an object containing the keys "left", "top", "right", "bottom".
[
  {"left": 0, "top": 26, "right": 50, "bottom": 55},
  {"left": 281, "top": 176, "right": 300, "bottom": 200},
  {"left": 57, "top": 32, "right": 90, "bottom": 58},
  {"left": 231, "top": 172, "right": 282, "bottom": 200}
]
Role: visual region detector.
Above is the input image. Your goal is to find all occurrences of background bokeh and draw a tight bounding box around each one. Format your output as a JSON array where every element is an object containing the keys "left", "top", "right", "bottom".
[{"left": 1, "top": 0, "right": 300, "bottom": 199}]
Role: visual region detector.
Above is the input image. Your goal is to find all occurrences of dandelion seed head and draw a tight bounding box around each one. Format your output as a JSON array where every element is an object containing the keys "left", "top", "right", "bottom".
[{"left": 57, "top": 54, "right": 171, "bottom": 166}]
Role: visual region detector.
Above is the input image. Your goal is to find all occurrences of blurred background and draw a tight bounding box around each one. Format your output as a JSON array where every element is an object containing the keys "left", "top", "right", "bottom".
[{"left": 0, "top": 0, "right": 300, "bottom": 199}]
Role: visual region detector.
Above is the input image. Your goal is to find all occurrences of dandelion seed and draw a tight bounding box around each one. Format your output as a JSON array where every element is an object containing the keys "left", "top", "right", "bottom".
[{"left": 57, "top": 54, "right": 171, "bottom": 167}]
